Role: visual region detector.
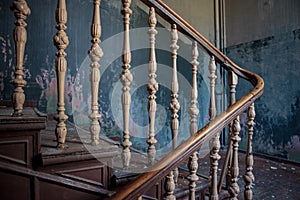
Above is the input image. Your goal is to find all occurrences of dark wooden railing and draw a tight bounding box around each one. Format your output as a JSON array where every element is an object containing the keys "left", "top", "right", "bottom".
[{"left": 110, "top": 0, "right": 264, "bottom": 199}]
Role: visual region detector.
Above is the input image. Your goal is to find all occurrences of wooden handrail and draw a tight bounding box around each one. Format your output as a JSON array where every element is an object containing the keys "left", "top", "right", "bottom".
[
  {"left": 111, "top": 88, "right": 263, "bottom": 200},
  {"left": 110, "top": 1, "right": 264, "bottom": 199}
]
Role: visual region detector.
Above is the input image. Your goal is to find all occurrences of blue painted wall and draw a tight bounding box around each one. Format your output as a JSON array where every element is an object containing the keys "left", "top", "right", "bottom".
[
  {"left": 226, "top": 0, "right": 300, "bottom": 162},
  {"left": 3, "top": 0, "right": 299, "bottom": 163},
  {"left": 0, "top": 0, "right": 211, "bottom": 155}
]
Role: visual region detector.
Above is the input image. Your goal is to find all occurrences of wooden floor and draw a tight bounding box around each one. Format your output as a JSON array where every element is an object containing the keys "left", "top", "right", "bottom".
[{"left": 193, "top": 148, "right": 300, "bottom": 200}]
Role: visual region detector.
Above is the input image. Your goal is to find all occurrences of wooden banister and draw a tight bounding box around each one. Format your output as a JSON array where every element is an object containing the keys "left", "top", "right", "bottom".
[
  {"left": 111, "top": 77, "right": 263, "bottom": 199},
  {"left": 110, "top": 1, "right": 264, "bottom": 199}
]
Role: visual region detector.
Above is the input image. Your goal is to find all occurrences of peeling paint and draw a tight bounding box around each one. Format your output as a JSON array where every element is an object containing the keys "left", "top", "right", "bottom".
[{"left": 227, "top": 28, "right": 300, "bottom": 162}]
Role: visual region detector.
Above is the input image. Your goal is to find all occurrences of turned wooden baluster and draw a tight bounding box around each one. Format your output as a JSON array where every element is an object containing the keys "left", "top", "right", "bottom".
[
  {"left": 164, "top": 24, "right": 180, "bottom": 200},
  {"left": 10, "top": 0, "right": 31, "bottom": 116},
  {"left": 219, "top": 71, "right": 238, "bottom": 192},
  {"left": 227, "top": 71, "right": 238, "bottom": 186},
  {"left": 165, "top": 170, "right": 176, "bottom": 200},
  {"left": 228, "top": 116, "right": 241, "bottom": 199},
  {"left": 88, "top": 0, "right": 103, "bottom": 146},
  {"left": 120, "top": 0, "right": 133, "bottom": 168},
  {"left": 208, "top": 56, "right": 220, "bottom": 200},
  {"left": 169, "top": 24, "right": 180, "bottom": 185},
  {"left": 146, "top": 7, "right": 158, "bottom": 166},
  {"left": 187, "top": 41, "right": 199, "bottom": 200},
  {"left": 243, "top": 103, "right": 255, "bottom": 200},
  {"left": 53, "top": 0, "right": 69, "bottom": 149}
]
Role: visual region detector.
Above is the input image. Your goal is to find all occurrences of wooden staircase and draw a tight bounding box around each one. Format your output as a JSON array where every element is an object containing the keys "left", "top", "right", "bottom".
[
  {"left": 0, "top": 107, "right": 117, "bottom": 199},
  {"left": 0, "top": 0, "right": 264, "bottom": 200},
  {"left": 0, "top": 109, "right": 210, "bottom": 200}
]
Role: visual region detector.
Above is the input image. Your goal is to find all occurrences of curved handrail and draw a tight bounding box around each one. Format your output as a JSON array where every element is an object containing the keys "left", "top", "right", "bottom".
[{"left": 110, "top": 0, "right": 264, "bottom": 199}]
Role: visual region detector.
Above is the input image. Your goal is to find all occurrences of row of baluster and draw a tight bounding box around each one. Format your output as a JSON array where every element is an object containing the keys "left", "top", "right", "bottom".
[
  {"left": 113, "top": 1, "right": 256, "bottom": 199},
  {"left": 10, "top": 0, "right": 255, "bottom": 199}
]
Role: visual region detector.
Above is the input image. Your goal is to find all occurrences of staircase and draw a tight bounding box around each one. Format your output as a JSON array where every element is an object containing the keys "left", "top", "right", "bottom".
[{"left": 0, "top": 0, "right": 264, "bottom": 200}]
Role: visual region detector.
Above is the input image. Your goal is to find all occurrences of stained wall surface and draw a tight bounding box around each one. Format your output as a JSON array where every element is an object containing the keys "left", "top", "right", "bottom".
[{"left": 225, "top": 0, "right": 300, "bottom": 162}]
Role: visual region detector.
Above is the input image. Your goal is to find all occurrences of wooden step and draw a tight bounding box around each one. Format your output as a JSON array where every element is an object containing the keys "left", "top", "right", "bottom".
[
  {"left": 0, "top": 161, "right": 115, "bottom": 200},
  {"left": 38, "top": 120, "right": 120, "bottom": 189},
  {"left": 0, "top": 107, "right": 46, "bottom": 169}
]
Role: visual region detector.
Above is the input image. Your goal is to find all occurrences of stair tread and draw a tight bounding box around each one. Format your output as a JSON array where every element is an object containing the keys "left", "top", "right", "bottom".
[
  {"left": 0, "top": 161, "right": 116, "bottom": 197},
  {"left": 40, "top": 120, "right": 120, "bottom": 166},
  {"left": 0, "top": 107, "right": 46, "bottom": 130}
]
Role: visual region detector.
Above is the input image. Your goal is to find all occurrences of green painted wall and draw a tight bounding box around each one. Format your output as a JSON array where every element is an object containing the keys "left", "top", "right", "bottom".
[{"left": 161, "top": 0, "right": 215, "bottom": 41}]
